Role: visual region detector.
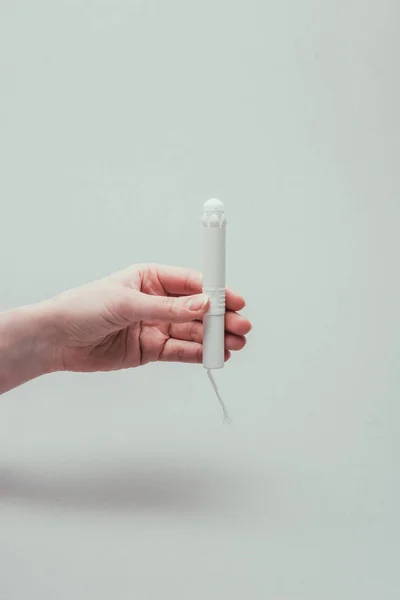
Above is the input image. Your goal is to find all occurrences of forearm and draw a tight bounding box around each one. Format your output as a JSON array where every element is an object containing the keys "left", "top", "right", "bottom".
[{"left": 0, "top": 303, "right": 58, "bottom": 395}]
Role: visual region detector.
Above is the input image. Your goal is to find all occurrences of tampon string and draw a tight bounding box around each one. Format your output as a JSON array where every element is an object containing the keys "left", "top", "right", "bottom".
[{"left": 206, "top": 369, "right": 232, "bottom": 424}]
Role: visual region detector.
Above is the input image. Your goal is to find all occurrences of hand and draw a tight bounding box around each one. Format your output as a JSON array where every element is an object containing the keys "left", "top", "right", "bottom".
[{"left": 45, "top": 263, "right": 251, "bottom": 372}]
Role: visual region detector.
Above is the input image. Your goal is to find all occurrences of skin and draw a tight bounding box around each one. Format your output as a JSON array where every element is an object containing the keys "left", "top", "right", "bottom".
[{"left": 0, "top": 263, "right": 251, "bottom": 395}]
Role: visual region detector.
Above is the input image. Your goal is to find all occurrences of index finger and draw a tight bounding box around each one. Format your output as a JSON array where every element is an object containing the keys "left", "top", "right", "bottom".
[{"left": 154, "top": 264, "right": 245, "bottom": 312}]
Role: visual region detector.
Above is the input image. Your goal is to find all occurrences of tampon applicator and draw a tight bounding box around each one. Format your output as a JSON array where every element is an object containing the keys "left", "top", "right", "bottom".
[{"left": 202, "top": 199, "right": 231, "bottom": 423}]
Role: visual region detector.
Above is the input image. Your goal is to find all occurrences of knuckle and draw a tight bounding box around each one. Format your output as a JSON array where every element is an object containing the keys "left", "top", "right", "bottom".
[
  {"left": 183, "top": 272, "right": 195, "bottom": 294},
  {"left": 176, "top": 344, "right": 186, "bottom": 362},
  {"left": 190, "top": 321, "right": 199, "bottom": 342},
  {"left": 163, "top": 296, "right": 177, "bottom": 317}
]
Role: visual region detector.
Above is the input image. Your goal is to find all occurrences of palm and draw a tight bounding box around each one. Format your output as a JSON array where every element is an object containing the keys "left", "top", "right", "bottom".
[
  {"left": 61, "top": 322, "right": 172, "bottom": 372},
  {"left": 57, "top": 264, "right": 249, "bottom": 372}
]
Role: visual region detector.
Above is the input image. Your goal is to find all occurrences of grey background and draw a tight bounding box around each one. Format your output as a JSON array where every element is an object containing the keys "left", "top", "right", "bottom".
[{"left": 0, "top": 1, "right": 399, "bottom": 598}]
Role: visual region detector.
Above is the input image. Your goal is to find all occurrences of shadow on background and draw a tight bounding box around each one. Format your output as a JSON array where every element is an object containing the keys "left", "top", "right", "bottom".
[{"left": 0, "top": 459, "right": 243, "bottom": 514}]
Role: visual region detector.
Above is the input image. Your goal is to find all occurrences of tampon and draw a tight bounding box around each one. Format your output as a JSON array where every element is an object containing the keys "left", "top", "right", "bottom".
[
  {"left": 201, "top": 199, "right": 231, "bottom": 423},
  {"left": 202, "top": 198, "right": 226, "bottom": 369}
]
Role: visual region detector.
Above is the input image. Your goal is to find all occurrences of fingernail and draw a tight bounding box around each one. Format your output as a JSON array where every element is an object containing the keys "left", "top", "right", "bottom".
[{"left": 186, "top": 294, "right": 208, "bottom": 311}]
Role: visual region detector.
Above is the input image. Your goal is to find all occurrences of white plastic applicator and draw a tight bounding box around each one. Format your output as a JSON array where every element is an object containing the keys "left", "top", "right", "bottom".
[
  {"left": 202, "top": 199, "right": 231, "bottom": 423},
  {"left": 202, "top": 198, "right": 226, "bottom": 369}
]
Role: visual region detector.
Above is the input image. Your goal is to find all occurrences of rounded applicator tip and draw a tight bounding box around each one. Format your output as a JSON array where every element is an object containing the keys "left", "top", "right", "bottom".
[{"left": 203, "top": 198, "right": 224, "bottom": 210}]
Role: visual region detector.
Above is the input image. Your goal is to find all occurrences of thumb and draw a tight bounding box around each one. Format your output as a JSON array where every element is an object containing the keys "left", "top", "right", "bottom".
[{"left": 127, "top": 291, "right": 210, "bottom": 323}]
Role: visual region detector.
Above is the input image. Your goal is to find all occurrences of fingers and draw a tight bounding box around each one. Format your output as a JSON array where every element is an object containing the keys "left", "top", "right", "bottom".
[
  {"left": 159, "top": 339, "right": 231, "bottom": 363},
  {"left": 225, "top": 290, "right": 246, "bottom": 312},
  {"left": 224, "top": 311, "right": 252, "bottom": 336},
  {"left": 170, "top": 322, "right": 246, "bottom": 351},
  {"left": 120, "top": 290, "right": 210, "bottom": 324},
  {"left": 141, "top": 264, "right": 246, "bottom": 311},
  {"left": 151, "top": 265, "right": 203, "bottom": 296},
  {"left": 169, "top": 313, "right": 250, "bottom": 351}
]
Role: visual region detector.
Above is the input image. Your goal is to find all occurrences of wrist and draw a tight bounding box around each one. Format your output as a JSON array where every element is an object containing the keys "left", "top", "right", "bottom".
[{"left": 0, "top": 302, "right": 60, "bottom": 394}]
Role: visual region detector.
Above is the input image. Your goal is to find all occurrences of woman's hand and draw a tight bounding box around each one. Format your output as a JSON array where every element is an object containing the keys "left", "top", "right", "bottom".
[{"left": 45, "top": 263, "right": 251, "bottom": 372}]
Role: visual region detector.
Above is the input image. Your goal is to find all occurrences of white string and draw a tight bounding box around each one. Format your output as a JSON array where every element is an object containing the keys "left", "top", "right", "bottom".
[{"left": 206, "top": 369, "right": 232, "bottom": 424}]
